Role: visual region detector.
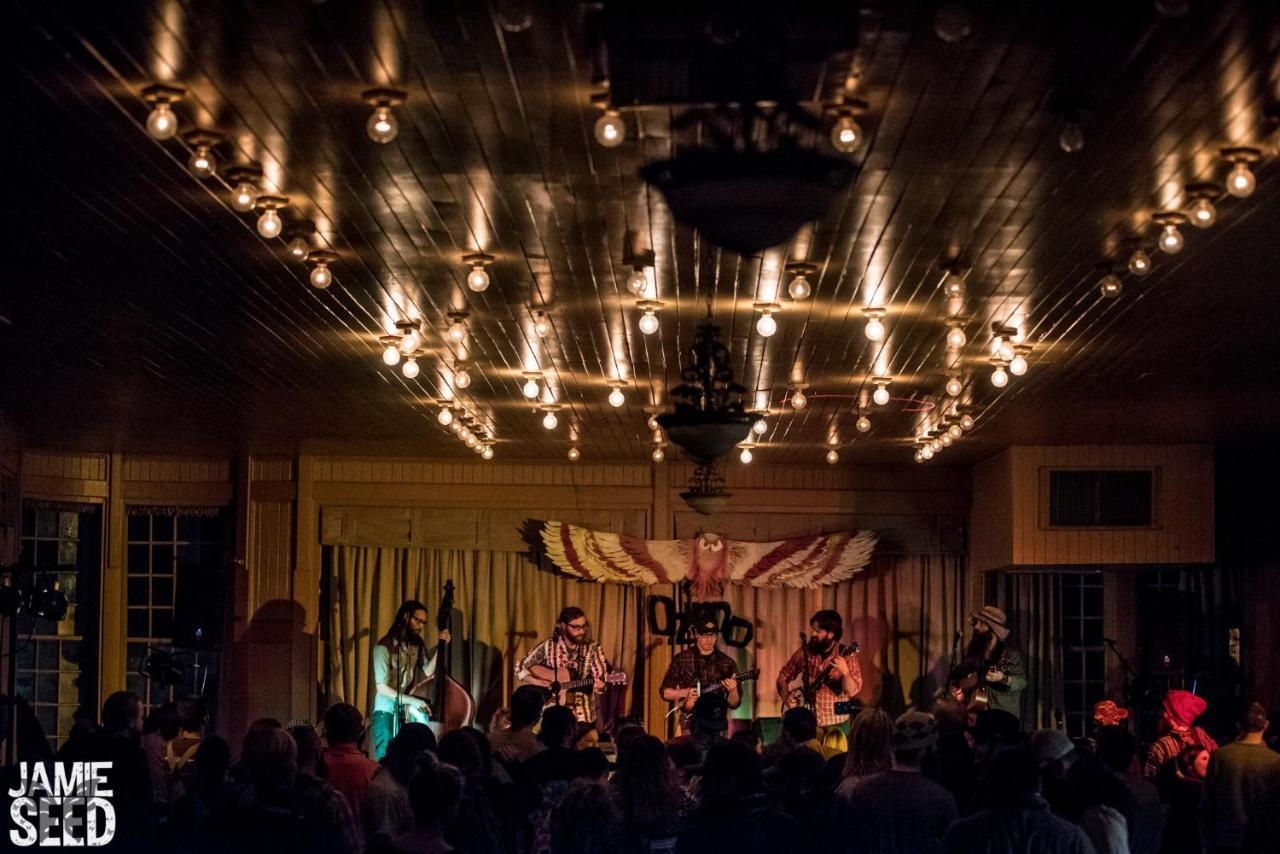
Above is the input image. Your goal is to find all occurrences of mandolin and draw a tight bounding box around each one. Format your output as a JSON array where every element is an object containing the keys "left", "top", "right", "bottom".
[{"left": 673, "top": 667, "right": 759, "bottom": 731}]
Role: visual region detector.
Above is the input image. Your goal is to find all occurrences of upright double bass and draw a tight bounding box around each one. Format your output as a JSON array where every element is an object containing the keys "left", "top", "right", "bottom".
[{"left": 429, "top": 579, "right": 476, "bottom": 736}]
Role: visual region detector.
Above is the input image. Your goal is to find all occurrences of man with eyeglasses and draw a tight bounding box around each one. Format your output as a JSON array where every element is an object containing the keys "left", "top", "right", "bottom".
[
  {"left": 515, "top": 606, "right": 609, "bottom": 723},
  {"left": 371, "top": 599, "right": 450, "bottom": 760},
  {"left": 660, "top": 609, "right": 741, "bottom": 734}
]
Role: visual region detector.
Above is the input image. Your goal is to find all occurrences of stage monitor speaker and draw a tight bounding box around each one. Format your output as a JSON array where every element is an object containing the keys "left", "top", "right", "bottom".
[{"left": 173, "top": 563, "right": 224, "bottom": 648}]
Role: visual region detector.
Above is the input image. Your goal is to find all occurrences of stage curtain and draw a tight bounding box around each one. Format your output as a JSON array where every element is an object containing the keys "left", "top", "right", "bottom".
[
  {"left": 990, "top": 571, "right": 1065, "bottom": 730},
  {"left": 325, "top": 547, "right": 964, "bottom": 729},
  {"left": 718, "top": 552, "right": 966, "bottom": 721},
  {"left": 324, "top": 546, "right": 647, "bottom": 728}
]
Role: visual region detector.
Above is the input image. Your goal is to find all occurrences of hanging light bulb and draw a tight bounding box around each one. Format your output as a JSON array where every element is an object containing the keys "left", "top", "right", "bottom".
[
  {"left": 378, "top": 340, "right": 399, "bottom": 368},
  {"left": 931, "top": 438, "right": 944, "bottom": 453},
  {"left": 872, "top": 386, "right": 890, "bottom": 406},
  {"left": 363, "top": 88, "right": 406, "bottom": 143},
  {"left": 647, "top": 414, "right": 661, "bottom": 432},
  {"left": 142, "top": 83, "right": 185, "bottom": 140},
  {"left": 638, "top": 309, "right": 660, "bottom": 335},
  {"left": 398, "top": 331, "right": 420, "bottom": 355},
  {"left": 306, "top": 250, "right": 337, "bottom": 290},
  {"left": 181, "top": 129, "right": 222, "bottom": 179},
  {"left": 960, "top": 414, "right": 975, "bottom": 431},
  {"left": 463, "top": 432, "right": 478, "bottom": 449},
  {"left": 948, "top": 423, "right": 963, "bottom": 439},
  {"left": 921, "top": 446, "right": 935, "bottom": 461},
  {"left": 481, "top": 445, "right": 494, "bottom": 460},
  {"left": 998, "top": 337, "right": 1016, "bottom": 361},
  {"left": 438, "top": 407, "right": 454, "bottom": 426},
  {"left": 450, "top": 420, "right": 464, "bottom": 435},
  {"left": 447, "top": 314, "right": 468, "bottom": 344},
  {"left": 594, "top": 110, "right": 625, "bottom": 147},
  {"left": 533, "top": 312, "right": 551, "bottom": 338},
  {"left": 826, "top": 449, "right": 839, "bottom": 465},
  {"left": 1128, "top": 249, "right": 1152, "bottom": 277},
  {"left": 1058, "top": 120, "right": 1085, "bottom": 154},
  {"left": 752, "top": 418, "right": 768, "bottom": 436},
  {"left": 401, "top": 356, "right": 420, "bottom": 379},
  {"left": 788, "top": 274, "right": 812, "bottom": 301},
  {"left": 1188, "top": 195, "right": 1217, "bottom": 228},
  {"left": 790, "top": 387, "right": 808, "bottom": 410},
  {"left": 856, "top": 415, "right": 871, "bottom": 433},
  {"left": 521, "top": 375, "right": 540, "bottom": 399},
  {"left": 739, "top": 446, "right": 753, "bottom": 464},
  {"left": 1162, "top": 218, "right": 1187, "bottom": 252},
  {"left": 943, "top": 273, "right": 965, "bottom": 299},
  {"left": 608, "top": 385, "right": 626, "bottom": 408},
  {"left": 288, "top": 235, "right": 311, "bottom": 260},
  {"left": 863, "top": 307, "right": 886, "bottom": 342},
  {"left": 454, "top": 366, "right": 471, "bottom": 389},
  {"left": 946, "top": 323, "right": 967, "bottom": 349},
  {"left": 255, "top": 196, "right": 287, "bottom": 239},
  {"left": 651, "top": 447, "right": 665, "bottom": 463},
  {"left": 756, "top": 311, "right": 778, "bottom": 338},
  {"left": 830, "top": 113, "right": 863, "bottom": 153},
  {"left": 1009, "top": 348, "right": 1030, "bottom": 376},
  {"left": 914, "top": 450, "right": 925, "bottom": 463},
  {"left": 231, "top": 182, "right": 257, "bottom": 212},
  {"left": 990, "top": 362, "right": 1009, "bottom": 388},
  {"left": 542, "top": 411, "right": 559, "bottom": 430},
  {"left": 946, "top": 376, "right": 963, "bottom": 397},
  {"left": 568, "top": 447, "right": 581, "bottom": 462},
  {"left": 1099, "top": 273, "right": 1123, "bottom": 298},
  {"left": 627, "top": 267, "right": 648, "bottom": 295},
  {"left": 466, "top": 265, "right": 489, "bottom": 293},
  {"left": 1224, "top": 153, "right": 1258, "bottom": 198}
]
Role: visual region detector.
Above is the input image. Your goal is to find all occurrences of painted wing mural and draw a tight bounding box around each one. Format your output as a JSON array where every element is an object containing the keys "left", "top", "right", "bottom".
[{"left": 535, "top": 521, "right": 877, "bottom": 599}]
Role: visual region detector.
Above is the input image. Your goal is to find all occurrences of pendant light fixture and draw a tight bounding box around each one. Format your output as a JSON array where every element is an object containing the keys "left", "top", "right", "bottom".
[
  {"left": 862, "top": 306, "right": 887, "bottom": 342},
  {"left": 784, "top": 262, "right": 817, "bottom": 301},
  {"left": 224, "top": 164, "right": 263, "bottom": 213},
  {"left": 379, "top": 335, "right": 402, "bottom": 366},
  {"left": 254, "top": 195, "right": 289, "bottom": 239},
  {"left": 141, "top": 82, "right": 186, "bottom": 140},
  {"left": 463, "top": 252, "right": 494, "bottom": 293},
  {"left": 446, "top": 311, "right": 469, "bottom": 346},
  {"left": 305, "top": 249, "right": 338, "bottom": 290},
  {"left": 521, "top": 371, "right": 542, "bottom": 400},
  {"left": 181, "top": 129, "right": 223, "bottom": 178},
  {"left": 871, "top": 377, "right": 892, "bottom": 406},
  {"left": 636, "top": 299, "right": 664, "bottom": 335},
  {"left": 754, "top": 302, "right": 781, "bottom": 338},
  {"left": 607, "top": 380, "right": 627, "bottom": 408},
  {"left": 286, "top": 221, "right": 317, "bottom": 261},
  {"left": 1152, "top": 212, "right": 1187, "bottom": 254},
  {"left": 827, "top": 98, "right": 868, "bottom": 154},
  {"left": 1184, "top": 182, "right": 1222, "bottom": 228},
  {"left": 789, "top": 383, "right": 809, "bottom": 410},
  {"left": 1221, "top": 146, "right": 1261, "bottom": 198},
  {"left": 363, "top": 87, "right": 407, "bottom": 144}
]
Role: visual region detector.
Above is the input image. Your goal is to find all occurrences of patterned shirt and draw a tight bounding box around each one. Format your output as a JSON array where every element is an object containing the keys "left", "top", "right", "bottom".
[
  {"left": 660, "top": 648, "right": 739, "bottom": 695},
  {"left": 777, "top": 645, "right": 863, "bottom": 726},
  {"left": 1143, "top": 726, "right": 1218, "bottom": 779},
  {"left": 515, "top": 637, "right": 608, "bottom": 723}
]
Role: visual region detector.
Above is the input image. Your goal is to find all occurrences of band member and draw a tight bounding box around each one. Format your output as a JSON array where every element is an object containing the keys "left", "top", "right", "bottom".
[
  {"left": 514, "top": 606, "right": 609, "bottom": 724},
  {"left": 660, "top": 611, "right": 741, "bottom": 729},
  {"left": 371, "top": 599, "right": 450, "bottom": 760},
  {"left": 948, "top": 604, "right": 1026, "bottom": 719},
  {"left": 776, "top": 609, "right": 863, "bottom": 730}
]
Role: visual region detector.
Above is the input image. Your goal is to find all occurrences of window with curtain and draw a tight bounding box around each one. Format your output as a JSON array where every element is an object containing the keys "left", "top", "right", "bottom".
[{"left": 16, "top": 502, "right": 102, "bottom": 750}]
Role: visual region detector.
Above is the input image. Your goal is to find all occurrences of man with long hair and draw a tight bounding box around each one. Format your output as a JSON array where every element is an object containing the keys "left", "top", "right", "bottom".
[
  {"left": 371, "top": 599, "right": 450, "bottom": 760},
  {"left": 515, "top": 606, "right": 609, "bottom": 724},
  {"left": 948, "top": 604, "right": 1026, "bottom": 720}
]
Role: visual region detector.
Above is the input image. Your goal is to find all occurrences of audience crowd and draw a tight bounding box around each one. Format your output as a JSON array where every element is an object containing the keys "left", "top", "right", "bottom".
[{"left": 14, "top": 684, "right": 1280, "bottom": 854}]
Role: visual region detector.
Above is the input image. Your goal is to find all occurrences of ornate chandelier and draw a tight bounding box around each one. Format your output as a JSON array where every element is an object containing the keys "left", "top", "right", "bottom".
[{"left": 657, "top": 319, "right": 762, "bottom": 514}]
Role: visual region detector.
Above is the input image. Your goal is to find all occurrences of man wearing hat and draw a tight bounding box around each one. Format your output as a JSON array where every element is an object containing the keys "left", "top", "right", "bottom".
[
  {"left": 660, "top": 609, "right": 741, "bottom": 733},
  {"left": 948, "top": 604, "right": 1027, "bottom": 720},
  {"left": 832, "top": 711, "right": 958, "bottom": 853},
  {"left": 1142, "top": 689, "right": 1217, "bottom": 781}
]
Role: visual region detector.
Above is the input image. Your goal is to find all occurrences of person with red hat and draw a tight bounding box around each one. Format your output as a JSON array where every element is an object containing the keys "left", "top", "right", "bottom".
[{"left": 1143, "top": 689, "right": 1218, "bottom": 781}]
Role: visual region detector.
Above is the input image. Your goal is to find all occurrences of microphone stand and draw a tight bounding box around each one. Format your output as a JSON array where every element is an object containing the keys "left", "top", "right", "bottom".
[
  {"left": 1103, "top": 637, "right": 1139, "bottom": 707},
  {"left": 548, "top": 627, "right": 562, "bottom": 706}
]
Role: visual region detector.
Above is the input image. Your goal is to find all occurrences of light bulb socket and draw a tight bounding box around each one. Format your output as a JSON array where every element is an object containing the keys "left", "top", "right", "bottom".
[
  {"left": 826, "top": 96, "right": 869, "bottom": 116},
  {"left": 254, "top": 194, "right": 289, "bottom": 212},
  {"left": 861, "top": 306, "right": 886, "bottom": 320},
  {"left": 784, "top": 261, "right": 817, "bottom": 277},
  {"left": 1220, "top": 145, "right": 1262, "bottom": 165},
  {"left": 180, "top": 128, "right": 224, "bottom": 151},
  {"left": 447, "top": 309, "right": 470, "bottom": 324},
  {"left": 362, "top": 87, "right": 408, "bottom": 108},
  {"left": 395, "top": 319, "right": 421, "bottom": 336},
  {"left": 141, "top": 82, "right": 187, "bottom": 106},
  {"left": 223, "top": 164, "right": 263, "bottom": 186},
  {"left": 1151, "top": 211, "right": 1187, "bottom": 228},
  {"left": 635, "top": 298, "right": 665, "bottom": 312},
  {"left": 752, "top": 301, "right": 782, "bottom": 314},
  {"left": 623, "top": 248, "right": 656, "bottom": 269},
  {"left": 462, "top": 251, "right": 494, "bottom": 268},
  {"left": 285, "top": 221, "right": 318, "bottom": 241},
  {"left": 305, "top": 248, "right": 338, "bottom": 267},
  {"left": 1184, "top": 181, "right": 1223, "bottom": 202}
]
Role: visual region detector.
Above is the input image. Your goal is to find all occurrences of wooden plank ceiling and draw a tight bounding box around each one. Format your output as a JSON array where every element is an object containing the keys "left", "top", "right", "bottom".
[{"left": 2, "top": 0, "right": 1279, "bottom": 464}]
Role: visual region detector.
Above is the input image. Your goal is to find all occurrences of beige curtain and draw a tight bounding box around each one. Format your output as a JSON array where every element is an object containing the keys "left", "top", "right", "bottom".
[
  {"left": 325, "top": 547, "right": 646, "bottom": 727},
  {"left": 325, "top": 547, "right": 963, "bottom": 729},
  {"left": 991, "top": 571, "right": 1065, "bottom": 730}
]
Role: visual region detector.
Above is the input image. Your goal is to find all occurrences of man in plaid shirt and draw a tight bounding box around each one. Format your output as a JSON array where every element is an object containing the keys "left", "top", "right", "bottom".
[
  {"left": 776, "top": 609, "right": 862, "bottom": 729},
  {"left": 660, "top": 611, "right": 741, "bottom": 732},
  {"left": 515, "top": 606, "right": 608, "bottom": 723}
]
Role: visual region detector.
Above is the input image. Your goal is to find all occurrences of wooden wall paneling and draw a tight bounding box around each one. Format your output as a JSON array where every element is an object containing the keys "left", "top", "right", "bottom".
[
  {"left": 969, "top": 450, "right": 1013, "bottom": 573},
  {"left": 100, "top": 453, "right": 126, "bottom": 697}
]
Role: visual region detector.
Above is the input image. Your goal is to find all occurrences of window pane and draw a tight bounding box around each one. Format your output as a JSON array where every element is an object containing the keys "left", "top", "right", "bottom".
[
  {"left": 127, "top": 545, "right": 149, "bottom": 572},
  {"left": 128, "top": 577, "right": 149, "bottom": 607},
  {"left": 127, "top": 609, "right": 148, "bottom": 638},
  {"left": 152, "top": 577, "right": 174, "bottom": 608},
  {"left": 153, "top": 609, "right": 173, "bottom": 640},
  {"left": 58, "top": 513, "right": 78, "bottom": 539},
  {"left": 177, "top": 515, "right": 199, "bottom": 542},
  {"left": 37, "top": 640, "right": 57, "bottom": 670},
  {"left": 36, "top": 540, "right": 57, "bottom": 566},
  {"left": 36, "top": 673, "right": 58, "bottom": 703},
  {"left": 151, "top": 545, "right": 174, "bottom": 573},
  {"left": 36, "top": 510, "right": 58, "bottom": 538},
  {"left": 127, "top": 514, "right": 150, "bottom": 541},
  {"left": 152, "top": 515, "right": 173, "bottom": 541}
]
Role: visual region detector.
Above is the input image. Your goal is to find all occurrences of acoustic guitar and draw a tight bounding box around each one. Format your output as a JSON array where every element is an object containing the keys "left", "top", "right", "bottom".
[
  {"left": 520, "top": 663, "right": 628, "bottom": 706},
  {"left": 783, "top": 643, "right": 859, "bottom": 711}
]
